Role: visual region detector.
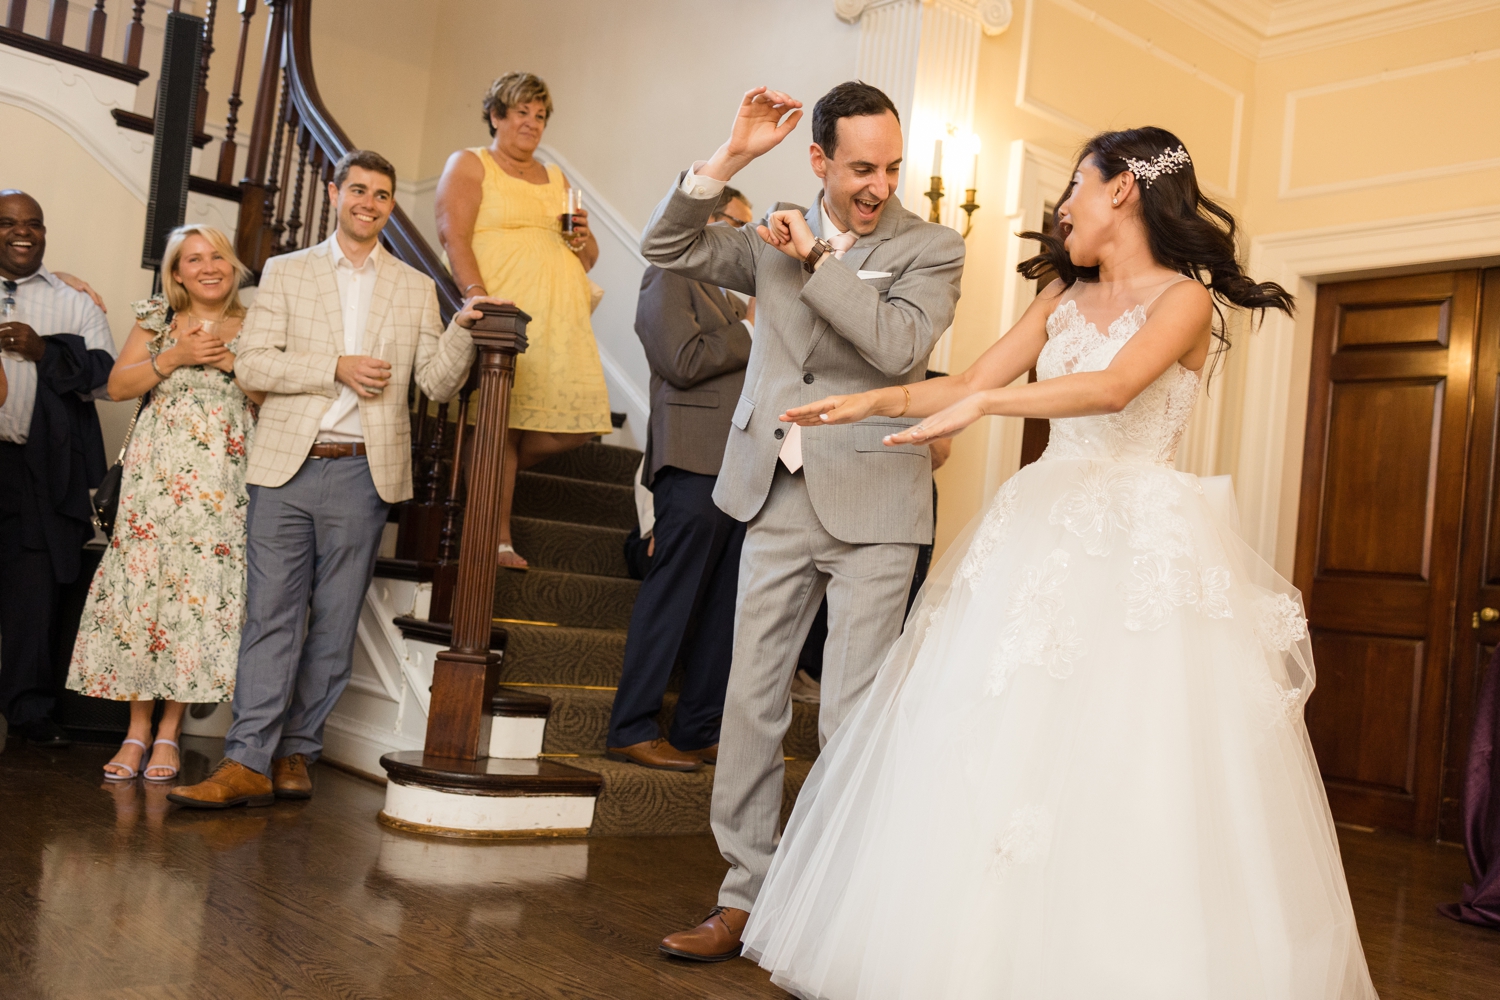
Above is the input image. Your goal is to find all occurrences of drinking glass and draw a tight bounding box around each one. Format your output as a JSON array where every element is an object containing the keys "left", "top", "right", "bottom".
[{"left": 559, "top": 188, "right": 583, "bottom": 234}]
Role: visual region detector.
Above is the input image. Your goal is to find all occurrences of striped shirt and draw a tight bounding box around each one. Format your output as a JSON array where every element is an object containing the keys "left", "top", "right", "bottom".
[{"left": 0, "top": 266, "right": 115, "bottom": 444}]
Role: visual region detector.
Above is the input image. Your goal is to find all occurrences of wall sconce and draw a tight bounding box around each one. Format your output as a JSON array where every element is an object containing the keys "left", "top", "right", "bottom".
[{"left": 923, "top": 134, "right": 981, "bottom": 239}]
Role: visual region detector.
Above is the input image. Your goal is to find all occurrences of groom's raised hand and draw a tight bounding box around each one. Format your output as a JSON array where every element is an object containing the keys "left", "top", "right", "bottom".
[{"left": 701, "top": 87, "right": 804, "bottom": 181}]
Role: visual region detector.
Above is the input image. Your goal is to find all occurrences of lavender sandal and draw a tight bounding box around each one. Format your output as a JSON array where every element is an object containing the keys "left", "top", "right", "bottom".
[
  {"left": 104, "top": 738, "right": 148, "bottom": 781},
  {"left": 143, "top": 738, "right": 180, "bottom": 781}
]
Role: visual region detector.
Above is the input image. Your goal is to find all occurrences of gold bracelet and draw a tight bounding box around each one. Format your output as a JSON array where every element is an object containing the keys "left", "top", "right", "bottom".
[{"left": 896, "top": 384, "right": 911, "bottom": 417}]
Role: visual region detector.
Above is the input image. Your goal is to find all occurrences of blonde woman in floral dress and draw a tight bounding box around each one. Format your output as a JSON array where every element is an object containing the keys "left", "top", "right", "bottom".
[{"left": 68, "top": 225, "right": 263, "bottom": 782}]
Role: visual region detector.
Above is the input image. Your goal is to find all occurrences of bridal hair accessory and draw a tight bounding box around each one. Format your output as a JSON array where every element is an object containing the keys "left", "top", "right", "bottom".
[{"left": 1125, "top": 145, "right": 1191, "bottom": 188}]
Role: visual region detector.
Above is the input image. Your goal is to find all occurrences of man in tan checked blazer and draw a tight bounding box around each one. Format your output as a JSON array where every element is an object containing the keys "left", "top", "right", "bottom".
[{"left": 172, "top": 150, "right": 492, "bottom": 809}]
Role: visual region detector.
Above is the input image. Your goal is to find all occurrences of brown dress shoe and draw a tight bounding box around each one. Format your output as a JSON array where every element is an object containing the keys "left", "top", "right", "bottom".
[
  {"left": 167, "top": 758, "right": 274, "bottom": 809},
  {"left": 694, "top": 744, "right": 718, "bottom": 765},
  {"left": 605, "top": 738, "right": 702, "bottom": 771},
  {"left": 660, "top": 906, "right": 749, "bottom": 962},
  {"left": 272, "top": 753, "right": 313, "bottom": 799}
]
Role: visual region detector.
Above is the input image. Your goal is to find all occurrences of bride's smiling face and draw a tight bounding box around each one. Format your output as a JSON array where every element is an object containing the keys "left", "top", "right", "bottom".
[{"left": 1056, "top": 155, "right": 1123, "bottom": 268}]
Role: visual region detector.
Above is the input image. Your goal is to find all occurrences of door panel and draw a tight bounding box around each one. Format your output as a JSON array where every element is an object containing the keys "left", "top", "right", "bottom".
[
  {"left": 1318, "top": 380, "right": 1441, "bottom": 578},
  {"left": 1443, "top": 268, "right": 1500, "bottom": 840},
  {"left": 1295, "top": 269, "right": 1481, "bottom": 835}
]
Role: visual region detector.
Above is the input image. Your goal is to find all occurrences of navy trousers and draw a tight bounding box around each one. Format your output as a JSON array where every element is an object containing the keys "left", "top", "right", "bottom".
[{"left": 607, "top": 467, "right": 744, "bottom": 752}]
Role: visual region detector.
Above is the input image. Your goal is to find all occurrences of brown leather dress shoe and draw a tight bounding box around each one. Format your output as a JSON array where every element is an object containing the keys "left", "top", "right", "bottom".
[
  {"left": 166, "top": 758, "right": 274, "bottom": 809},
  {"left": 660, "top": 906, "right": 749, "bottom": 962},
  {"left": 605, "top": 738, "right": 702, "bottom": 771},
  {"left": 272, "top": 753, "right": 313, "bottom": 799},
  {"left": 694, "top": 744, "right": 718, "bottom": 765}
]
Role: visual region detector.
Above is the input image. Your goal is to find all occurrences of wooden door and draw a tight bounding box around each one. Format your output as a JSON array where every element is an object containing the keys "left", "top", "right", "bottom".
[
  {"left": 1294, "top": 270, "right": 1482, "bottom": 835},
  {"left": 1444, "top": 268, "right": 1500, "bottom": 840}
]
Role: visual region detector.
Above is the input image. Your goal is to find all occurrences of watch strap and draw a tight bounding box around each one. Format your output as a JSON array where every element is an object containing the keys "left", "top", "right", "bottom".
[{"left": 803, "top": 238, "right": 834, "bottom": 274}]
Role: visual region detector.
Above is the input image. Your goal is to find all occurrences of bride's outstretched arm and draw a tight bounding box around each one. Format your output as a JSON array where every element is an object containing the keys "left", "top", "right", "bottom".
[
  {"left": 781, "top": 280, "right": 1065, "bottom": 427},
  {"left": 885, "top": 280, "right": 1212, "bottom": 444}
]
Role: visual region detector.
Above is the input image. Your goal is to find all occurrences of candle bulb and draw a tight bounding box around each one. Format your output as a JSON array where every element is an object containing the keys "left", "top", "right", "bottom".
[
  {"left": 932, "top": 138, "right": 943, "bottom": 178},
  {"left": 969, "top": 152, "right": 979, "bottom": 190}
]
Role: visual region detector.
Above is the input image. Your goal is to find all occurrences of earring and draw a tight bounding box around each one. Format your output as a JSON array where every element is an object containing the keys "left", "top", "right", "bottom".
[{"left": 1112, "top": 197, "right": 1119, "bottom": 205}]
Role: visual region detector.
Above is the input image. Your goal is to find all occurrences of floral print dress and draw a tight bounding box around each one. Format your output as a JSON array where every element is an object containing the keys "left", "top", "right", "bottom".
[{"left": 67, "top": 298, "right": 254, "bottom": 702}]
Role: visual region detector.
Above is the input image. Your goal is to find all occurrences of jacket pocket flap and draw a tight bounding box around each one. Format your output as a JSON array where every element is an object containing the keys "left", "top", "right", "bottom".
[
  {"left": 731, "top": 394, "right": 755, "bottom": 430},
  {"left": 665, "top": 389, "right": 720, "bottom": 408},
  {"left": 853, "top": 420, "right": 928, "bottom": 456}
]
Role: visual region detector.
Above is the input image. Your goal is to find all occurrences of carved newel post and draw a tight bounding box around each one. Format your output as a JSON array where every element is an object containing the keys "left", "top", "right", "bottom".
[{"left": 424, "top": 302, "right": 528, "bottom": 760}]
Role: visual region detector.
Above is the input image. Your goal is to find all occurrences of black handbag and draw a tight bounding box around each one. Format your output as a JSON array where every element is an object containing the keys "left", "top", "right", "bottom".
[{"left": 92, "top": 392, "right": 148, "bottom": 537}]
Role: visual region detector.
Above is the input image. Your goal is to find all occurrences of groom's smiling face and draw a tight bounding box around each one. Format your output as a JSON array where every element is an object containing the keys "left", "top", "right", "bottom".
[{"left": 810, "top": 111, "right": 903, "bottom": 237}]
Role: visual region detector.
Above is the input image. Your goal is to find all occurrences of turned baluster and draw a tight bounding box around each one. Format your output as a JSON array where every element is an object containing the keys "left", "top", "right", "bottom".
[
  {"left": 216, "top": 1, "right": 256, "bottom": 184},
  {"left": 267, "top": 94, "right": 295, "bottom": 253},
  {"left": 195, "top": 0, "right": 218, "bottom": 135},
  {"left": 123, "top": 1, "right": 146, "bottom": 66},
  {"left": 299, "top": 145, "right": 323, "bottom": 250},
  {"left": 425, "top": 304, "right": 529, "bottom": 760},
  {"left": 233, "top": 0, "right": 285, "bottom": 271},
  {"left": 424, "top": 402, "right": 451, "bottom": 507},
  {"left": 45, "top": 0, "right": 66, "bottom": 43},
  {"left": 280, "top": 123, "right": 309, "bottom": 252},
  {"left": 316, "top": 153, "right": 333, "bottom": 241},
  {"left": 430, "top": 378, "right": 476, "bottom": 624},
  {"left": 6, "top": 2, "right": 27, "bottom": 32},
  {"left": 85, "top": 0, "right": 107, "bottom": 55}
]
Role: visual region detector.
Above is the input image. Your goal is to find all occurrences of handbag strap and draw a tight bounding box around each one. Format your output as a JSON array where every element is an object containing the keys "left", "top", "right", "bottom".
[{"left": 114, "top": 392, "right": 150, "bottom": 464}]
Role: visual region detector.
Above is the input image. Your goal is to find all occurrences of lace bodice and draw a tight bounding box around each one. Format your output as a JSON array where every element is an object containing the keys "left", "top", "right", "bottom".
[{"left": 1036, "top": 297, "right": 1200, "bottom": 467}]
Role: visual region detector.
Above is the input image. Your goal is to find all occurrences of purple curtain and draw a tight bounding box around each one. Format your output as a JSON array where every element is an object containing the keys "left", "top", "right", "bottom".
[{"left": 1441, "top": 643, "right": 1500, "bottom": 929}]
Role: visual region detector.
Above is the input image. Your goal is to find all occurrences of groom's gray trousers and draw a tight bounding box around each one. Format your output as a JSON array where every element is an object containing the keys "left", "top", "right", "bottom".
[
  {"left": 225, "top": 454, "right": 388, "bottom": 775},
  {"left": 713, "top": 464, "right": 918, "bottom": 911}
]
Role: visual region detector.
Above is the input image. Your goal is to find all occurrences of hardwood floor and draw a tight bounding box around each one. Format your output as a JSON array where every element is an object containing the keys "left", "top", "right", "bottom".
[{"left": 1, "top": 735, "right": 1497, "bottom": 999}]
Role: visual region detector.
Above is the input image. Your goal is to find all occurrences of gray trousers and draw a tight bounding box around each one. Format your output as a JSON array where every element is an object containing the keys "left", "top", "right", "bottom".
[
  {"left": 224, "top": 455, "right": 388, "bottom": 775},
  {"left": 713, "top": 465, "right": 918, "bottom": 911}
]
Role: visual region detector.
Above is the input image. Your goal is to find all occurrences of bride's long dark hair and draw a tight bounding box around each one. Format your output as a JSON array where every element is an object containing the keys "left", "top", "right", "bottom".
[{"left": 1019, "top": 127, "right": 1294, "bottom": 356}]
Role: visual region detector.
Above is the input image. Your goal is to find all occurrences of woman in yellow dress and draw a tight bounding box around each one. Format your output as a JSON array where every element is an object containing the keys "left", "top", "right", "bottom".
[{"left": 436, "top": 71, "right": 613, "bottom": 569}]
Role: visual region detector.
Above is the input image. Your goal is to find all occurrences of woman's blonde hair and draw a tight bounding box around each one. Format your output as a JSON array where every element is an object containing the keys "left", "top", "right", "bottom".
[
  {"left": 482, "top": 71, "right": 553, "bottom": 135},
  {"left": 162, "top": 224, "right": 249, "bottom": 318}
]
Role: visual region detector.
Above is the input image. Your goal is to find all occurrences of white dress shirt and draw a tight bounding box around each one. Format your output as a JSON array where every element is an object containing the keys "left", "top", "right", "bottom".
[
  {"left": 0, "top": 266, "right": 116, "bottom": 444},
  {"left": 316, "top": 234, "right": 382, "bottom": 443}
]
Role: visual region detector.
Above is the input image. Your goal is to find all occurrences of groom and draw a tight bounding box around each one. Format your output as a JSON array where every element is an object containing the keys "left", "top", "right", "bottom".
[{"left": 642, "top": 82, "right": 965, "bottom": 960}]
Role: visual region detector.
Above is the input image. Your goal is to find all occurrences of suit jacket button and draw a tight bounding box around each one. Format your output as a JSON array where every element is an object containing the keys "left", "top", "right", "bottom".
[
  {"left": 774, "top": 428, "right": 785, "bottom": 440},
  {"left": 803, "top": 373, "right": 814, "bottom": 384}
]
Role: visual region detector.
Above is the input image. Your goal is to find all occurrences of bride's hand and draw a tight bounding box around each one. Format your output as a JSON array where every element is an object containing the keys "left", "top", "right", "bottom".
[
  {"left": 782, "top": 392, "right": 877, "bottom": 426},
  {"left": 883, "top": 395, "right": 986, "bottom": 445}
]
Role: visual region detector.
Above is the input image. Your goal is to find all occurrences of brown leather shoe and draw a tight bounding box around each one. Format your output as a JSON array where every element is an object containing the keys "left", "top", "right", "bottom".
[
  {"left": 694, "top": 744, "right": 718, "bottom": 765},
  {"left": 272, "top": 753, "right": 313, "bottom": 799},
  {"left": 660, "top": 906, "right": 749, "bottom": 962},
  {"left": 166, "top": 758, "right": 274, "bottom": 809},
  {"left": 605, "top": 738, "right": 702, "bottom": 771}
]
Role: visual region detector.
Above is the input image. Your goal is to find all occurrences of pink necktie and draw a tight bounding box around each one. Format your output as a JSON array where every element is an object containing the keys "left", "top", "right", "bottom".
[{"left": 780, "top": 230, "right": 856, "bottom": 474}]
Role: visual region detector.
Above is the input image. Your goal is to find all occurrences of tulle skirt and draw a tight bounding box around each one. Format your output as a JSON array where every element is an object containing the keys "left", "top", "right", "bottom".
[{"left": 741, "top": 456, "right": 1377, "bottom": 1000}]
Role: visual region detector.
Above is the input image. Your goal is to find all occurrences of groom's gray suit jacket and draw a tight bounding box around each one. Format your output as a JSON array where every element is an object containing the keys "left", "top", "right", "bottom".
[{"left": 641, "top": 177, "right": 965, "bottom": 545}]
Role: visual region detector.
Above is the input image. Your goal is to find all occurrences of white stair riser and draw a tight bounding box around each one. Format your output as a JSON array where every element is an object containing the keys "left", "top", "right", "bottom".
[
  {"left": 489, "top": 716, "right": 546, "bottom": 758},
  {"left": 381, "top": 780, "right": 595, "bottom": 837}
]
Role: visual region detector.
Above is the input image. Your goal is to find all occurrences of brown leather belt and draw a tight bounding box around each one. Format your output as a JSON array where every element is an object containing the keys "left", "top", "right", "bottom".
[{"left": 308, "top": 442, "right": 367, "bottom": 459}]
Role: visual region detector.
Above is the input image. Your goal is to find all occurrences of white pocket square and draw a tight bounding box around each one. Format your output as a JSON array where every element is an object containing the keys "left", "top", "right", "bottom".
[{"left": 857, "top": 270, "right": 893, "bottom": 279}]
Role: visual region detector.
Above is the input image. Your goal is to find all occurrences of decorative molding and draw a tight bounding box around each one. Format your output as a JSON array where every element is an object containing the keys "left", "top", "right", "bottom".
[
  {"left": 836, "top": 0, "right": 1013, "bottom": 35},
  {"left": 1144, "top": 0, "right": 1500, "bottom": 59},
  {"left": 1278, "top": 48, "right": 1500, "bottom": 199},
  {"left": 0, "top": 43, "right": 151, "bottom": 202},
  {"left": 1237, "top": 206, "right": 1500, "bottom": 573},
  {"left": 1016, "top": 0, "right": 1244, "bottom": 196}
]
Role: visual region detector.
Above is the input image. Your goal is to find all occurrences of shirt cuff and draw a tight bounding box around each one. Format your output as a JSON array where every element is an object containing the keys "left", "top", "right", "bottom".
[
  {"left": 742, "top": 319, "right": 754, "bottom": 336},
  {"left": 680, "top": 163, "right": 728, "bottom": 200}
]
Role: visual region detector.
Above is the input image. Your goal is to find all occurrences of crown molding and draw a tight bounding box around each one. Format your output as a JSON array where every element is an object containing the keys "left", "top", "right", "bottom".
[
  {"left": 1144, "top": 0, "right": 1500, "bottom": 58},
  {"left": 835, "top": 0, "right": 1014, "bottom": 36}
]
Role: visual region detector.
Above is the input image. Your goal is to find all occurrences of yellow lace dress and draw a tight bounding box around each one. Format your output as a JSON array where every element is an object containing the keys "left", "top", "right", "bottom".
[{"left": 467, "top": 148, "right": 611, "bottom": 434}]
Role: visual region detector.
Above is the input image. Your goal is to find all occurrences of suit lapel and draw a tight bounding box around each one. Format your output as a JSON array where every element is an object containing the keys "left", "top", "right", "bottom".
[{"left": 310, "top": 242, "right": 344, "bottom": 350}]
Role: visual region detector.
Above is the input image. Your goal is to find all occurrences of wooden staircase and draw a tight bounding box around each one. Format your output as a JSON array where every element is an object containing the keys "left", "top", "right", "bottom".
[{"left": 490, "top": 441, "right": 819, "bottom": 836}]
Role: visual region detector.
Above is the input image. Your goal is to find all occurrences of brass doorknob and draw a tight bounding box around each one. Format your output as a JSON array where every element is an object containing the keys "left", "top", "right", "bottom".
[{"left": 1474, "top": 607, "right": 1500, "bottom": 628}]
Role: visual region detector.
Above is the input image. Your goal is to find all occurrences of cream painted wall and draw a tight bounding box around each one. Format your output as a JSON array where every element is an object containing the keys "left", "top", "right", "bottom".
[{"left": 0, "top": 102, "right": 153, "bottom": 457}]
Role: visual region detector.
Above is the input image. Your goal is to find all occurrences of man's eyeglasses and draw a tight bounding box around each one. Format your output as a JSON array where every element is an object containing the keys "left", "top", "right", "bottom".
[{"left": 710, "top": 213, "right": 749, "bottom": 229}]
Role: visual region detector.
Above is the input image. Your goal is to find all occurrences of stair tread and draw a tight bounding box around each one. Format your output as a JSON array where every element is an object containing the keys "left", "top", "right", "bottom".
[
  {"left": 513, "top": 471, "right": 637, "bottom": 530},
  {"left": 510, "top": 516, "right": 631, "bottom": 578},
  {"left": 499, "top": 623, "right": 628, "bottom": 688},
  {"left": 494, "top": 567, "right": 638, "bottom": 631},
  {"left": 560, "top": 752, "right": 813, "bottom": 837},
  {"left": 530, "top": 442, "right": 642, "bottom": 487}
]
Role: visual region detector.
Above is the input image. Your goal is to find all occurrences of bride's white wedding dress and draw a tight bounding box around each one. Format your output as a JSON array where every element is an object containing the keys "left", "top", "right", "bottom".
[{"left": 741, "top": 285, "right": 1378, "bottom": 999}]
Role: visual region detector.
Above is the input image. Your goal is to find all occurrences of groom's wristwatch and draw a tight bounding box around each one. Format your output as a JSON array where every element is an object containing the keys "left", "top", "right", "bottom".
[{"left": 803, "top": 237, "right": 835, "bottom": 274}]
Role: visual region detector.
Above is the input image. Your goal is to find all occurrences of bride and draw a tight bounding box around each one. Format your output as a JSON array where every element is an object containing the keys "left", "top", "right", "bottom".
[{"left": 741, "top": 127, "right": 1378, "bottom": 999}]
